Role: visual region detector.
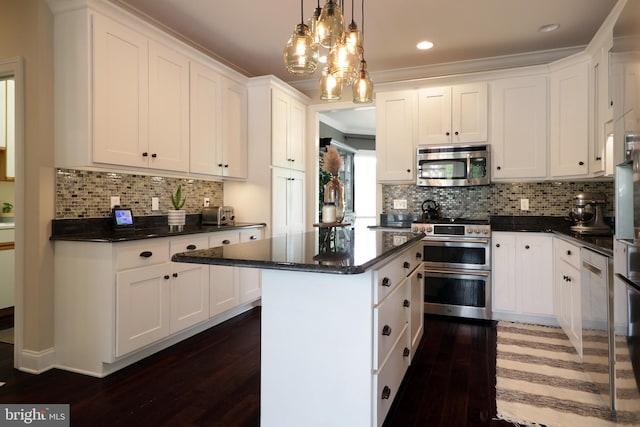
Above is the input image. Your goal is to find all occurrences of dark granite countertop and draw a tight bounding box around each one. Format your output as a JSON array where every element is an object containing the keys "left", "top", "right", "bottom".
[
  {"left": 50, "top": 214, "right": 266, "bottom": 242},
  {"left": 490, "top": 215, "right": 613, "bottom": 257},
  {"left": 172, "top": 228, "right": 425, "bottom": 274}
]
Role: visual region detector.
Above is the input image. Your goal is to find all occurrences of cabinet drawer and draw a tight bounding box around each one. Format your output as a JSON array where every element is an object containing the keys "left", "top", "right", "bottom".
[
  {"left": 170, "top": 235, "right": 210, "bottom": 256},
  {"left": 373, "top": 324, "right": 411, "bottom": 427},
  {"left": 209, "top": 231, "right": 239, "bottom": 247},
  {"left": 374, "top": 245, "right": 420, "bottom": 303},
  {"left": 115, "top": 240, "right": 170, "bottom": 270},
  {"left": 555, "top": 238, "right": 581, "bottom": 269},
  {"left": 239, "top": 228, "right": 263, "bottom": 243},
  {"left": 374, "top": 279, "right": 410, "bottom": 369}
]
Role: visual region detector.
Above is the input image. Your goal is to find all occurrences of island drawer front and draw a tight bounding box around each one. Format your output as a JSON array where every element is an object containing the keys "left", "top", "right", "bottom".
[
  {"left": 373, "top": 324, "right": 411, "bottom": 427},
  {"left": 374, "top": 278, "right": 410, "bottom": 369},
  {"left": 375, "top": 245, "right": 418, "bottom": 303},
  {"left": 239, "top": 228, "right": 263, "bottom": 243},
  {"left": 209, "top": 231, "right": 240, "bottom": 248},
  {"left": 115, "top": 240, "right": 170, "bottom": 270},
  {"left": 555, "top": 238, "right": 581, "bottom": 270}
]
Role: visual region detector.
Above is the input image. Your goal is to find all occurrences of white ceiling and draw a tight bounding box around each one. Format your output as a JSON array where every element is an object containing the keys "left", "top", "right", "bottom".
[{"left": 110, "top": 0, "right": 619, "bottom": 135}]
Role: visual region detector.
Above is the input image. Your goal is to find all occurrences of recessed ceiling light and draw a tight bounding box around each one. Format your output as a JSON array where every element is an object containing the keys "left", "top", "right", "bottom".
[
  {"left": 538, "top": 23, "right": 560, "bottom": 33},
  {"left": 416, "top": 41, "right": 434, "bottom": 50}
]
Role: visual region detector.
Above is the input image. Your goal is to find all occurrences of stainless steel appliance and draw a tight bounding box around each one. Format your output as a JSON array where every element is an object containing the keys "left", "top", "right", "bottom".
[
  {"left": 416, "top": 144, "right": 491, "bottom": 187},
  {"left": 202, "top": 206, "right": 235, "bottom": 226},
  {"left": 412, "top": 219, "right": 491, "bottom": 320},
  {"left": 569, "top": 192, "right": 611, "bottom": 235}
]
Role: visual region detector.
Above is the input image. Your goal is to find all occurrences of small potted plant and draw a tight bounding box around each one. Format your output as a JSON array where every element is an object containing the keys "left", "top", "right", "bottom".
[
  {"left": 0, "top": 202, "right": 14, "bottom": 223},
  {"left": 168, "top": 185, "right": 186, "bottom": 232}
]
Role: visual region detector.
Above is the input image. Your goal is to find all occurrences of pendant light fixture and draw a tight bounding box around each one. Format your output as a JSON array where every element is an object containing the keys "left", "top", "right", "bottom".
[
  {"left": 283, "top": 0, "right": 373, "bottom": 103},
  {"left": 283, "top": 0, "right": 319, "bottom": 75}
]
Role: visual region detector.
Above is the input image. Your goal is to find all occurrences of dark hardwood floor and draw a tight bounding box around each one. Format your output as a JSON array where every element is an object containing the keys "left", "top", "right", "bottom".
[{"left": 0, "top": 309, "right": 514, "bottom": 426}]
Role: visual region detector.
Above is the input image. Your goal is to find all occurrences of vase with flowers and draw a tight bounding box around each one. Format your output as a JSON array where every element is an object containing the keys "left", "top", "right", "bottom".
[{"left": 321, "top": 146, "right": 345, "bottom": 223}]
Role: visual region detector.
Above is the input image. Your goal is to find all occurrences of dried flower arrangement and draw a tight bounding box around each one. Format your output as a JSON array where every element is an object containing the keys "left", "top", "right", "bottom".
[{"left": 322, "top": 146, "right": 343, "bottom": 176}]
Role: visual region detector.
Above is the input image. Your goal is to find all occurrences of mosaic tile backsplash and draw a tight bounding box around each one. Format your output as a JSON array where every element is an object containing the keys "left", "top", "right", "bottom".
[
  {"left": 382, "top": 180, "right": 615, "bottom": 219},
  {"left": 56, "top": 169, "right": 224, "bottom": 219}
]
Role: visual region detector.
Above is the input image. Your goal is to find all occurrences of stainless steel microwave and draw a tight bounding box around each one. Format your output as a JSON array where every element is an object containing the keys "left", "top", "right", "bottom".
[{"left": 416, "top": 144, "right": 491, "bottom": 187}]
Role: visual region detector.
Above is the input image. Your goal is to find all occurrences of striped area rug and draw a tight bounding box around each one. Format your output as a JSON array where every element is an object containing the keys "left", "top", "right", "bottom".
[{"left": 495, "top": 321, "right": 640, "bottom": 427}]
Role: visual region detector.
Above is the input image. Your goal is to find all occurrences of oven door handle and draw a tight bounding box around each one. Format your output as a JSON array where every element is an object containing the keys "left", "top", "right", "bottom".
[
  {"left": 422, "top": 238, "right": 490, "bottom": 245},
  {"left": 422, "top": 267, "right": 491, "bottom": 277}
]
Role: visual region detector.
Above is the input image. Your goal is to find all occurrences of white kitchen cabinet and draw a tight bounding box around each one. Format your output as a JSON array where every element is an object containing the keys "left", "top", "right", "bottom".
[
  {"left": 549, "top": 57, "right": 590, "bottom": 177},
  {"left": 554, "top": 237, "right": 583, "bottom": 356},
  {"left": 0, "top": 79, "right": 15, "bottom": 180},
  {"left": 272, "top": 87, "right": 305, "bottom": 171},
  {"left": 417, "top": 83, "right": 487, "bottom": 145},
  {"left": 409, "top": 267, "right": 424, "bottom": 358},
  {"left": 376, "top": 90, "right": 417, "bottom": 182},
  {"left": 271, "top": 167, "right": 305, "bottom": 237},
  {"left": 190, "top": 60, "right": 248, "bottom": 178},
  {"left": 209, "top": 265, "right": 239, "bottom": 317},
  {"left": 0, "top": 228, "right": 14, "bottom": 310},
  {"left": 490, "top": 75, "right": 548, "bottom": 179},
  {"left": 492, "top": 232, "right": 554, "bottom": 322},
  {"left": 239, "top": 229, "right": 263, "bottom": 302},
  {"left": 590, "top": 38, "right": 613, "bottom": 176}
]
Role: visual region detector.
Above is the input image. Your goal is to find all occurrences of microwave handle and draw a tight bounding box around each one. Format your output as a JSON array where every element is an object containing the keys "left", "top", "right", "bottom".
[{"left": 466, "top": 154, "right": 471, "bottom": 183}]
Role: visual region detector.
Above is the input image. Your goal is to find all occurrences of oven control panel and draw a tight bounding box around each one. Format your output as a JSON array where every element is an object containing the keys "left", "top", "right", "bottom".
[{"left": 411, "top": 222, "right": 491, "bottom": 237}]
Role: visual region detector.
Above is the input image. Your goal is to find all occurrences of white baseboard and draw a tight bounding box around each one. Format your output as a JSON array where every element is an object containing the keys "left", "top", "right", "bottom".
[{"left": 18, "top": 347, "right": 56, "bottom": 374}]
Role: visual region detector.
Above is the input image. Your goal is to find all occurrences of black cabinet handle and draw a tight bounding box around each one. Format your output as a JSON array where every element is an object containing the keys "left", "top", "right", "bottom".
[
  {"left": 381, "top": 386, "right": 391, "bottom": 400},
  {"left": 164, "top": 275, "right": 170, "bottom": 280},
  {"left": 406, "top": 168, "right": 411, "bottom": 173},
  {"left": 381, "top": 277, "right": 391, "bottom": 287},
  {"left": 496, "top": 243, "right": 500, "bottom": 248},
  {"left": 403, "top": 348, "right": 410, "bottom": 358},
  {"left": 403, "top": 261, "right": 411, "bottom": 269},
  {"left": 186, "top": 244, "right": 197, "bottom": 250},
  {"left": 454, "top": 131, "right": 459, "bottom": 135},
  {"left": 445, "top": 131, "right": 450, "bottom": 136},
  {"left": 151, "top": 153, "right": 157, "bottom": 158},
  {"left": 250, "top": 235, "right": 258, "bottom": 240},
  {"left": 382, "top": 325, "right": 392, "bottom": 336},
  {"left": 142, "top": 152, "right": 148, "bottom": 157},
  {"left": 596, "top": 156, "right": 602, "bottom": 161},
  {"left": 224, "top": 164, "right": 229, "bottom": 168},
  {"left": 417, "top": 273, "right": 423, "bottom": 280},
  {"left": 567, "top": 250, "right": 572, "bottom": 256},
  {"left": 415, "top": 252, "right": 421, "bottom": 259},
  {"left": 525, "top": 245, "right": 530, "bottom": 249},
  {"left": 403, "top": 299, "right": 410, "bottom": 308},
  {"left": 578, "top": 161, "right": 584, "bottom": 166},
  {"left": 218, "top": 163, "right": 223, "bottom": 167},
  {"left": 222, "top": 240, "right": 231, "bottom": 245},
  {"left": 173, "top": 272, "right": 178, "bottom": 278},
  {"left": 140, "top": 251, "right": 153, "bottom": 258},
  {"left": 496, "top": 166, "right": 502, "bottom": 171}
]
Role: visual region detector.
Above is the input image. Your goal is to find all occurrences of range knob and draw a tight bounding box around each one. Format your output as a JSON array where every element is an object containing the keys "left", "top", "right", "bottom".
[
  {"left": 482, "top": 229, "right": 489, "bottom": 235},
  {"left": 474, "top": 228, "right": 481, "bottom": 234},
  {"left": 426, "top": 226, "right": 433, "bottom": 233},
  {"left": 466, "top": 227, "right": 472, "bottom": 234}
]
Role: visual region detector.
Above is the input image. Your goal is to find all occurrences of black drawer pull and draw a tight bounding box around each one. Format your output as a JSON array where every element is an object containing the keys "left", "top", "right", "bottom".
[
  {"left": 222, "top": 240, "right": 231, "bottom": 245},
  {"left": 381, "top": 386, "right": 391, "bottom": 400},
  {"left": 173, "top": 273, "right": 178, "bottom": 278},
  {"left": 403, "top": 348, "right": 410, "bottom": 358},
  {"left": 525, "top": 245, "right": 530, "bottom": 249},
  {"left": 382, "top": 325, "right": 392, "bottom": 336},
  {"left": 142, "top": 152, "right": 148, "bottom": 157},
  {"left": 140, "top": 251, "right": 153, "bottom": 258},
  {"left": 250, "top": 235, "right": 258, "bottom": 240},
  {"left": 578, "top": 161, "right": 584, "bottom": 166},
  {"left": 218, "top": 163, "right": 223, "bottom": 167},
  {"left": 403, "top": 299, "right": 410, "bottom": 308},
  {"left": 495, "top": 243, "right": 500, "bottom": 248},
  {"left": 381, "top": 277, "right": 391, "bottom": 287},
  {"left": 403, "top": 261, "right": 411, "bottom": 269},
  {"left": 164, "top": 275, "right": 170, "bottom": 280},
  {"left": 417, "top": 273, "right": 423, "bottom": 280},
  {"left": 415, "top": 252, "right": 421, "bottom": 259},
  {"left": 151, "top": 153, "right": 157, "bottom": 158},
  {"left": 186, "top": 244, "right": 197, "bottom": 250},
  {"left": 567, "top": 250, "right": 572, "bottom": 256}
]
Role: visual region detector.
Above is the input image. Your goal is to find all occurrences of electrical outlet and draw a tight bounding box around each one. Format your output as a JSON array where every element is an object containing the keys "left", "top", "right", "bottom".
[
  {"left": 520, "top": 198, "right": 530, "bottom": 211},
  {"left": 393, "top": 235, "right": 408, "bottom": 246},
  {"left": 152, "top": 197, "right": 159, "bottom": 211},
  {"left": 110, "top": 196, "right": 120, "bottom": 208},
  {"left": 203, "top": 198, "right": 210, "bottom": 207},
  {"left": 393, "top": 199, "right": 408, "bottom": 209}
]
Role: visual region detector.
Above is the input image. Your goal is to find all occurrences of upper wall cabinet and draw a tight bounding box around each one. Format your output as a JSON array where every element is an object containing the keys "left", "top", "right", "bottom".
[
  {"left": 50, "top": 0, "right": 248, "bottom": 178},
  {"left": 549, "top": 57, "right": 590, "bottom": 178},
  {"left": 417, "top": 83, "right": 487, "bottom": 145},
  {"left": 376, "top": 90, "right": 417, "bottom": 182},
  {"left": 272, "top": 87, "right": 305, "bottom": 171},
  {"left": 490, "top": 75, "right": 548, "bottom": 180}
]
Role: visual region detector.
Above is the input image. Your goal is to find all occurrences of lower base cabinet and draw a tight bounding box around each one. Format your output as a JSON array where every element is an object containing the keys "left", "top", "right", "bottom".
[
  {"left": 554, "top": 238, "right": 583, "bottom": 355},
  {"left": 54, "top": 226, "right": 263, "bottom": 377}
]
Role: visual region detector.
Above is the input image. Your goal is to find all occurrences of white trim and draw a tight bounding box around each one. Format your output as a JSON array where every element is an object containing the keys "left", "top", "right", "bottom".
[{"left": 18, "top": 347, "right": 56, "bottom": 375}]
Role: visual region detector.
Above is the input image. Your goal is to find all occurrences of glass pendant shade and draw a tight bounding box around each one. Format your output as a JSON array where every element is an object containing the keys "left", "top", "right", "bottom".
[
  {"left": 352, "top": 60, "right": 373, "bottom": 103},
  {"left": 283, "top": 24, "right": 319, "bottom": 75},
  {"left": 317, "top": 0, "right": 344, "bottom": 48},
  {"left": 307, "top": 5, "right": 322, "bottom": 43},
  {"left": 320, "top": 67, "right": 343, "bottom": 101},
  {"left": 327, "top": 39, "right": 352, "bottom": 80},
  {"left": 345, "top": 21, "right": 363, "bottom": 54}
]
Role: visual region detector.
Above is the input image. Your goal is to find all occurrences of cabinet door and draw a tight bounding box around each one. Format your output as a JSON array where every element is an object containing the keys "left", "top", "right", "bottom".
[
  {"left": 418, "top": 86, "right": 451, "bottom": 145},
  {"left": 93, "top": 14, "right": 149, "bottom": 168},
  {"left": 239, "top": 228, "right": 263, "bottom": 302},
  {"left": 491, "top": 76, "right": 548, "bottom": 179},
  {"left": 116, "top": 263, "right": 170, "bottom": 357},
  {"left": 210, "top": 265, "right": 239, "bottom": 317},
  {"left": 271, "top": 168, "right": 289, "bottom": 237},
  {"left": 517, "top": 235, "right": 553, "bottom": 316},
  {"left": 148, "top": 40, "right": 190, "bottom": 172},
  {"left": 491, "top": 233, "right": 517, "bottom": 313},
  {"left": 556, "top": 261, "right": 582, "bottom": 355},
  {"left": 189, "top": 60, "right": 222, "bottom": 175},
  {"left": 272, "top": 88, "right": 291, "bottom": 169},
  {"left": 288, "top": 170, "right": 305, "bottom": 234},
  {"left": 376, "top": 90, "right": 416, "bottom": 182},
  {"left": 550, "top": 59, "right": 589, "bottom": 177},
  {"left": 452, "top": 83, "right": 487, "bottom": 143},
  {"left": 409, "top": 268, "right": 424, "bottom": 358},
  {"left": 288, "top": 98, "right": 305, "bottom": 171},
  {"left": 222, "top": 76, "right": 248, "bottom": 178}
]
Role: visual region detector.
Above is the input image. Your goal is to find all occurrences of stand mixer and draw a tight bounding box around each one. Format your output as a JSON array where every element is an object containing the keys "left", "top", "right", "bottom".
[{"left": 569, "top": 192, "right": 611, "bottom": 235}]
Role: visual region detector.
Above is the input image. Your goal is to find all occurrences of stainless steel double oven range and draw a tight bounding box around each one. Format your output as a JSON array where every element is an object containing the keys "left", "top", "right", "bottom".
[{"left": 411, "top": 218, "right": 491, "bottom": 320}]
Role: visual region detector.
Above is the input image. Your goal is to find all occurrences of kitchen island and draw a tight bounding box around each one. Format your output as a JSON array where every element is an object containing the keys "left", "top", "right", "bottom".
[{"left": 173, "top": 228, "right": 425, "bottom": 427}]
